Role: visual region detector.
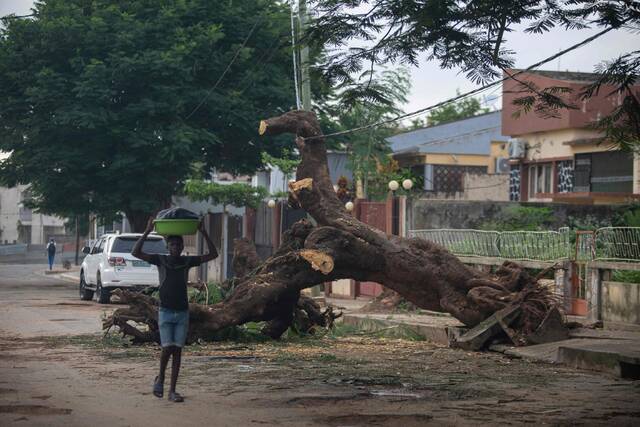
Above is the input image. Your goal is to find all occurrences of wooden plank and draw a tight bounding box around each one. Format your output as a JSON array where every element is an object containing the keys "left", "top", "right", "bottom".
[
  {"left": 456, "top": 256, "right": 563, "bottom": 270},
  {"left": 589, "top": 261, "right": 640, "bottom": 271}
]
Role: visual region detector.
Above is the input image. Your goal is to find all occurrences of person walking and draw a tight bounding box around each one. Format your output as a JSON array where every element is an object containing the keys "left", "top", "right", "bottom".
[
  {"left": 132, "top": 217, "right": 218, "bottom": 402},
  {"left": 46, "top": 239, "right": 56, "bottom": 270}
]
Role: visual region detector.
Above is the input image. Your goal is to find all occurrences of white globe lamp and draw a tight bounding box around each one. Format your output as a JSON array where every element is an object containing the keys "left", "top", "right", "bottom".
[
  {"left": 402, "top": 179, "right": 413, "bottom": 190},
  {"left": 345, "top": 201, "right": 354, "bottom": 212},
  {"left": 388, "top": 180, "right": 399, "bottom": 191},
  {"left": 267, "top": 199, "right": 276, "bottom": 208}
]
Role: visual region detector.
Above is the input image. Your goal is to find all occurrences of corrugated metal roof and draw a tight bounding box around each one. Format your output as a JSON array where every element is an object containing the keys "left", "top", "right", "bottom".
[{"left": 387, "top": 111, "right": 507, "bottom": 155}]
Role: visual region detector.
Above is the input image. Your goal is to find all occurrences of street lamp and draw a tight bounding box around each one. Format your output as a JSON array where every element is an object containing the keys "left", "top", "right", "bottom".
[
  {"left": 402, "top": 179, "right": 413, "bottom": 190},
  {"left": 388, "top": 180, "right": 399, "bottom": 192},
  {"left": 267, "top": 199, "right": 276, "bottom": 208},
  {"left": 345, "top": 201, "right": 354, "bottom": 212}
]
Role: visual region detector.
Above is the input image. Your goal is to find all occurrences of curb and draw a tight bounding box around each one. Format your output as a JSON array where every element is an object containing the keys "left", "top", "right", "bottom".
[{"left": 342, "top": 314, "right": 465, "bottom": 346}]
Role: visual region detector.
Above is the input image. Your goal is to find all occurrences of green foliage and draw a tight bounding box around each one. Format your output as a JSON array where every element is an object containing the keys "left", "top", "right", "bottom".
[
  {"left": 612, "top": 270, "right": 640, "bottom": 284},
  {"left": 0, "top": 0, "right": 299, "bottom": 226},
  {"left": 184, "top": 180, "right": 267, "bottom": 209},
  {"left": 613, "top": 204, "right": 640, "bottom": 227},
  {"left": 309, "top": 1, "right": 639, "bottom": 148},
  {"left": 480, "top": 206, "right": 554, "bottom": 231},
  {"left": 409, "top": 92, "right": 490, "bottom": 128},
  {"left": 330, "top": 68, "right": 411, "bottom": 198},
  {"left": 566, "top": 214, "right": 612, "bottom": 231},
  {"left": 367, "top": 158, "right": 423, "bottom": 201},
  {"left": 261, "top": 151, "right": 300, "bottom": 176},
  {"left": 189, "top": 282, "right": 226, "bottom": 305}
]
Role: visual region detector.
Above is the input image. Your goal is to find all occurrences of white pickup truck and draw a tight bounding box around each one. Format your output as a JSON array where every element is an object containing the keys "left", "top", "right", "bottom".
[{"left": 79, "top": 233, "right": 166, "bottom": 303}]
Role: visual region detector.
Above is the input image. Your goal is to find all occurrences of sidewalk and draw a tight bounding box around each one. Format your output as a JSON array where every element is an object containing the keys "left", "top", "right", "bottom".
[
  {"left": 337, "top": 301, "right": 640, "bottom": 379},
  {"left": 45, "top": 268, "right": 80, "bottom": 284}
]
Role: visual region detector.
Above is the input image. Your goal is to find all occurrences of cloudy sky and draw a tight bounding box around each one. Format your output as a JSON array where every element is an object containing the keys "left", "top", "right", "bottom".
[{"left": 2, "top": 0, "right": 638, "bottom": 115}]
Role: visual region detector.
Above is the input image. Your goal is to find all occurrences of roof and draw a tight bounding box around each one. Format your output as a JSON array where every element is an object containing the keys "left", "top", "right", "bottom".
[
  {"left": 387, "top": 111, "right": 507, "bottom": 156},
  {"left": 100, "top": 233, "right": 164, "bottom": 239},
  {"left": 510, "top": 69, "right": 598, "bottom": 83}
]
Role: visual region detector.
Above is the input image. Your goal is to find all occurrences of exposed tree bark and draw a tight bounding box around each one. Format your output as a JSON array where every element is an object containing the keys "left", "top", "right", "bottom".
[{"left": 106, "top": 110, "right": 557, "bottom": 345}]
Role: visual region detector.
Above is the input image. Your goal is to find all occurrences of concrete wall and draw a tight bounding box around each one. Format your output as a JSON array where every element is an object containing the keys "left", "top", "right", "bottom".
[
  {"left": 602, "top": 281, "right": 640, "bottom": 325},
  {"left": 0, "top": 184, "right": 66, "bottom": 245},
  {"left": 330, "top": 279, "right": 352, "bottom": 298},
  {"left": 409, "top": 199, "right": 619, "bottom": 230},
  {"left": 462, "top": 174, "right": 509, "bottom": 201},
  {"left": 0, "top": 186, "right": 21, "bottom": 243}
]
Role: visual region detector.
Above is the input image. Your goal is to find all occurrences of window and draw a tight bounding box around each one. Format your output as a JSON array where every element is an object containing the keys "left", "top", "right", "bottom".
[
  {"left": 93, "top": 238, "right": 106, "bottom": 254},
  {"left": 528, "top": 163, "right": 553, "bottom": 195},
  {"left": 111, "top": 237, "right": 167, "bottom": 254}
]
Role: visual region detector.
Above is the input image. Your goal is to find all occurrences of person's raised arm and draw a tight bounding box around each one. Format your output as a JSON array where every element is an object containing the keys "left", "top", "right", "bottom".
[
  {"left": 131, "top": 217, "right": 155, "bottom": 263},
  {"left": 197, "top": 219, "right": 218, "bottom": 263}
]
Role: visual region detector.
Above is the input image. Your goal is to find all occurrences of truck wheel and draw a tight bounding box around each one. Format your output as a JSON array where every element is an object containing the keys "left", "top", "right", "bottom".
[
  {"left": 79, "top": 272, "right": 94, "bottom": 301},
  {"left": 96, "top": 274, "right": 110, "bottom": 304}
]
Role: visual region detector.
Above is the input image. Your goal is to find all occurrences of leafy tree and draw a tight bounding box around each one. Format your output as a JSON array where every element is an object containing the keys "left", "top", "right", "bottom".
[
  {"left": 367, "top": 157, "right": 423, "bottom": 201},
  {"left": 333, "top": 68, "right": 411, "bottom": 198},
  {"left": 0, "top": 0, "right": 299, "bottom": 231},
  {"left": 309, "top": 0, "right": 639, "bottom": 147},
  {"left": 409, "top": 92, "right": 490, "bottom": 128},
  {"left": 183, "top": 181, "right": 268, "bottom": 210}
]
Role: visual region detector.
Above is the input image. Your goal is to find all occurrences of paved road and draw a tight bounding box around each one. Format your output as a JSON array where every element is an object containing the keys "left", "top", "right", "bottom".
[{"left": 0, "top": 264, "right": 107, "bottom": 337}]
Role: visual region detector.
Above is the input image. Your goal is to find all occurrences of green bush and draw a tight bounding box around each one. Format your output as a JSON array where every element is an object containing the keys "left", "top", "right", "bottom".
[
  {"left": 481, "top": 206, "right": 554, "bottom": 231},
  {"left": 612, "top": 270, "right": 640, "bottom": 284}
]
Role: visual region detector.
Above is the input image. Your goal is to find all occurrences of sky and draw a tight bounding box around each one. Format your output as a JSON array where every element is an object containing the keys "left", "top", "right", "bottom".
[{"left": 2, "top": 0, "right": 639, "bottom": 116}]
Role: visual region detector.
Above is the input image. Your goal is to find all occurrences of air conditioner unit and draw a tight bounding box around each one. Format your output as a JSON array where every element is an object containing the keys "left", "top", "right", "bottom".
[
  {"left": 508, "top": 138, "right": 526, "bottom": 159},
  {"left": 495, "top": 157, "right": 510, "bottom": 174}
]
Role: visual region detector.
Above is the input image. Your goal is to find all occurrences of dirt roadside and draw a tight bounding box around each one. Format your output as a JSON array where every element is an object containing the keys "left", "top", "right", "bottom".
[{"left": 1, "top": 264, "right": 639, "bottom": 426}]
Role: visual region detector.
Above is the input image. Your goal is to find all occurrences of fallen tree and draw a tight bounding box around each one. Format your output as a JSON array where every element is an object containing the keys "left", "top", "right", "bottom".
[{"left": 104, "top": 110, "right": 558, "bottom": 346}]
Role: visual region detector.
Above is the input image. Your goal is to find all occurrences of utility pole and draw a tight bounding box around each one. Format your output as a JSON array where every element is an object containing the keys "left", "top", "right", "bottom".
[
  {"left": 297, "top": 0, "right": 312, "bottom": 111},
  {"left": 74, "top": 215, "right": 80, "bottom": 266}
]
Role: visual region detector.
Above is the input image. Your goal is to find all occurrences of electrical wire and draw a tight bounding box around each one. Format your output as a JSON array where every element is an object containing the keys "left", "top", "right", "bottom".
[
  {"left": 185, "top": 16, "right": 263, "bottom": 120},
  {"left": 305, "top": 23, "right": 622, "bottom": 141}
]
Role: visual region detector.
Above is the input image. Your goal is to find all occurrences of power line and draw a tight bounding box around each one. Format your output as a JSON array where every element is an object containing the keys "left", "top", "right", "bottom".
[
  {"left": 305, "top": 23, "right": 621, "bottom": 141},
  {"left": 185, "top": 16, "right": 263, "bottom": 120}
]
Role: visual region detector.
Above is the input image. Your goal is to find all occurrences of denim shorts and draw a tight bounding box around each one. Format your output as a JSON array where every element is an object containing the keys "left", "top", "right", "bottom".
[{"left": 158, "top": 308, "right": 189, "bottom": 348}]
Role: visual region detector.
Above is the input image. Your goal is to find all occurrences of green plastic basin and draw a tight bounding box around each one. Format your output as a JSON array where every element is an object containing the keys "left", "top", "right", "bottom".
[{"left": 153, "top": 219, "right": 199, "bottom": 236}]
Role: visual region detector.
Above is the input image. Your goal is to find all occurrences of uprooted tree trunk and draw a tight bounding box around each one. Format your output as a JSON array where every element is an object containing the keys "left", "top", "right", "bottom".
[{"left": 105, "top": 110, "right": 557, "bottom": 346}]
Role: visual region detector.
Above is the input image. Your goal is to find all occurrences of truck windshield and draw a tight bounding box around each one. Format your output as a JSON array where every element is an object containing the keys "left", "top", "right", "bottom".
[{"left": 111, "top": 237, "right": 167, "bottom": 254}]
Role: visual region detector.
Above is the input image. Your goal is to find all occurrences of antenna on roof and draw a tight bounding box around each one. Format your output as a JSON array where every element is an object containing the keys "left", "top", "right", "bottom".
[{"left": 557, "top": 48, "right": 562, "bottom": 71}]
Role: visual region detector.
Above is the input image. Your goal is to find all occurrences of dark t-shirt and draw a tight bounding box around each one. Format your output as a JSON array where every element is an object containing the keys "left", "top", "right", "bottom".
[{"left": 148, "top": 255, "right": 202, "bottom": 311}]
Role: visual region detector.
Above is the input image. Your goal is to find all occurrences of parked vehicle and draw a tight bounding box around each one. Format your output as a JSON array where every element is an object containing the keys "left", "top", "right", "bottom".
[{"left": 79, "top": 233, "right": 166, "bottom": 303}]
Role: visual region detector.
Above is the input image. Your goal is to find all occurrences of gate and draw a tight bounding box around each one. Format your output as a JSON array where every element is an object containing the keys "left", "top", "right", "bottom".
[{"left": 356, "top": 200, "right": 389, "bottom": 297}]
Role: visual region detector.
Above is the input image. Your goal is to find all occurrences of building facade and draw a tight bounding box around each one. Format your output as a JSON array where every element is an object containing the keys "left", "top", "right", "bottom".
[
  {"left": 0, "top": 184, "right": 66, "bottom": 245},
  {"left": 503, "top": 70, "right": 640, "bottom": 204},
  {"left": 388, "top": 111, "right": 510, "bottom": 199}
]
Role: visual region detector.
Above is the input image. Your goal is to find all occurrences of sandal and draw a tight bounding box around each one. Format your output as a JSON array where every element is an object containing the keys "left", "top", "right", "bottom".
[
  {"left": 153, "top": 376, "right": 163, "bottom": 398},
  {"left": 168, "top": 391, "right": 184, "bottom": 402}
]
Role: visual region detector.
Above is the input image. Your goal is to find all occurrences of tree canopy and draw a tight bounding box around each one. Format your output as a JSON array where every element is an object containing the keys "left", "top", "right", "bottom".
[
  {"left": 0, "top": 0, "right": 299, "bottom": 230},
  {"left": 332, "top": 68, "right": 411, "bottom": 198},
  {"left": 409, "top": 92, "right": 490, "bottom": 129},
  {"left": 309, "top": 0, "right": 639, "bottom": 147}
]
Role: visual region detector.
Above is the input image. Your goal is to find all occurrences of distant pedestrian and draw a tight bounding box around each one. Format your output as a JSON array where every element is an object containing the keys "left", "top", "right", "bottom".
[{"left": 46, "top": 239, "right": 56, "bottom": 270}]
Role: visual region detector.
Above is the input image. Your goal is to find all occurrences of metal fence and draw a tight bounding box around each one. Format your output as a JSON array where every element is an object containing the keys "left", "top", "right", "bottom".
[
  {"left": 409, "top": 228, "right": 570, "bottom": 261},
  {"left": 594, "top": 227, "right": 640, "bottom": 262},
  {"left": 410, "top": 227, "right": 640, "bottom": 263}
]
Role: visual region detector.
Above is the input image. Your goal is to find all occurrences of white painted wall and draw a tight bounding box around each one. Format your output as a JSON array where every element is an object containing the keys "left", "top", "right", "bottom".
[
  {"left": 0, "top": 186, "right": 21, "bottom": 244},
  {"left": 0, "top": 184, "right": 66, "bottom": 245}
]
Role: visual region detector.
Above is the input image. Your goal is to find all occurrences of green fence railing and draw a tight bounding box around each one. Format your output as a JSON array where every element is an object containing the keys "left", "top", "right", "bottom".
[{"left": 410, "top": 227, "right": 640, "bottom": 263}]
